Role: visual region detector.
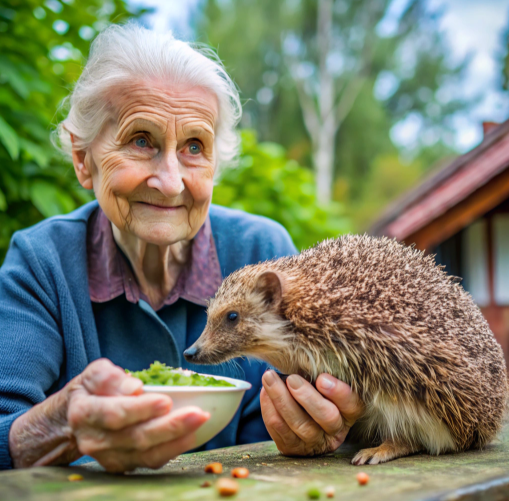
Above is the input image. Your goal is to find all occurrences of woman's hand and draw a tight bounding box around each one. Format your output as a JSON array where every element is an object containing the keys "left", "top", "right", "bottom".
[
  {"left": 9, "top": 359, "right": 209, "bottom": 472},
  {"left": 260, "top": 370, "right": 363, "bottom": 457},
  {"left": 66, "top": 359, "right": 209, "bottom": 472}
]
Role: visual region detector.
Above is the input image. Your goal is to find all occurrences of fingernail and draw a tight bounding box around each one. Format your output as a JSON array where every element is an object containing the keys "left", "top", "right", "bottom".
[
  {"left": 287, "top": 374, "right": 304, "bottom": 390},
  {"left": 155, "top": 399, "right": 171, "bottom": 413},
  {"left": 319, "top": 374, "right": 335, "bottom": 391},
  {"left": 185, "top": 413, "right": 206, "bottom": 428},
  {"left": 263, "top": 370, "right": 276, "bottom": 387},
  {"left": 119, "top": 376, "right": 143, "bottom": 395}
]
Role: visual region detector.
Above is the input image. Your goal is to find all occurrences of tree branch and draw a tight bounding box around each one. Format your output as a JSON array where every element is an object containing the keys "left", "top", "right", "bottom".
[
  {"left": 290, "top": 63, "right": 320, "bottom": 146},
  {"left": 332, "top": 0, "right": 386, "bottom": 130}
]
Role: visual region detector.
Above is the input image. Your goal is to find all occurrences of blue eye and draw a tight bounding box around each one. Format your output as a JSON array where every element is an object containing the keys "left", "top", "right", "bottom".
[
  {"left": 189, "top": 142, "right": 201, "bottom": 155},
  {"left": 135, "top": 137, "right": 148, "bottom": 148},
  {"left": 227, "top": 312, "right": 238, "bottom": 322}
]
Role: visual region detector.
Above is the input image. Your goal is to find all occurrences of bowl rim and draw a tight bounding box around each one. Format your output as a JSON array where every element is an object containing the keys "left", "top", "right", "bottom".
[{"left": 142, "top": 373, "right": 252, "bottom": 393}]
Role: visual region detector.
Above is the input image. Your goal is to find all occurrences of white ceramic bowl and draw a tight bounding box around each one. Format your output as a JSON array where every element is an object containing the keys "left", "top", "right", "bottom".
[{"left": 143, "top": 374, "right": 251, "bottom": 449}]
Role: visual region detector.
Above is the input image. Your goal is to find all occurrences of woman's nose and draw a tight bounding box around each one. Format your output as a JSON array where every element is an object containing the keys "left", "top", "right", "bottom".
[{"left": 146, "top": 152, "right": 184, "bottom": 197}]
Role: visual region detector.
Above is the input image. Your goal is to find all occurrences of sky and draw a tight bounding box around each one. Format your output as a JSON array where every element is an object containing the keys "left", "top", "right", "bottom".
[{"left": 133, "top": 0, "right": 509, "bottom": 154}]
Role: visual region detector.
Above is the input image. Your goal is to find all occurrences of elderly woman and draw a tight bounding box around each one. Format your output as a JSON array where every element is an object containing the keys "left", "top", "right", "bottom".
[{"left": 0, "top": 24, "right": 361, "bottom": 472}]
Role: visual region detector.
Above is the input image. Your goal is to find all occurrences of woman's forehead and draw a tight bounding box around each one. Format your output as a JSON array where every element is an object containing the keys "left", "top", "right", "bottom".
[{"left": 110, "top": 82, "right": 219, "bottom": 138}]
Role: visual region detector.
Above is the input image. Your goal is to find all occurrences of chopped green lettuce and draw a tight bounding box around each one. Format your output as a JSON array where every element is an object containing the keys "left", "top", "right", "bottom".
[{"left": 126, "top": 361, "right": 235, "bottom": 387}]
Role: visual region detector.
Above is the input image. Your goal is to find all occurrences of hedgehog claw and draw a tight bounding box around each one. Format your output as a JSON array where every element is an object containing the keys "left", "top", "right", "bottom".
[
  {"left": 351, "top": 449, "right": 374, "bottom": 466},
  {"left": 352, "top": 441, "right": 416, "bottom": 466}
]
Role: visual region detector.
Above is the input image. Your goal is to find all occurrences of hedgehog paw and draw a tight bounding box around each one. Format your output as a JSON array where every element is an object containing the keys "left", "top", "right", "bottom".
[{"left": 351, "top": 440, "right": 417, "bottom": 465}]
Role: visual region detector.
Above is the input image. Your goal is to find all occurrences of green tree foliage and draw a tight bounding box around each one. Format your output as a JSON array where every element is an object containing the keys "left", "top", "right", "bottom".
[
  {"left": 198, "top": 0, "right": 467, "bottom": 225},
  {"left": 348, "top": 153, "right": 423, "bottom": 231},
  {"left": 502, "top": 22, "right": 509, "bottom": 91},
  {"left": 0, "top": 0, "right": 141, "bottom": 260},
  {"left": 213, "top": 130, "right": 350, "bottom": 250}
]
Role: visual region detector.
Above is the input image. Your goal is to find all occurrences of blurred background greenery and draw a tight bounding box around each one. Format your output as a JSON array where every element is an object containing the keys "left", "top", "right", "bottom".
[{"left": 0, "top": 0, "right": 508, "bottom": 260}]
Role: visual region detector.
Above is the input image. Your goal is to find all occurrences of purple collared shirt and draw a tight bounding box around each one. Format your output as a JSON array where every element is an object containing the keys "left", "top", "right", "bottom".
[{"left": 87, "top": 208, "right": 223, "bottom": 310}]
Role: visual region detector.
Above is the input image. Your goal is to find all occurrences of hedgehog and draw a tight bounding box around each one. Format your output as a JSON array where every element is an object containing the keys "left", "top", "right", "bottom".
[{"left": 183, "top": 235, "right": 508, "bottom": 465}]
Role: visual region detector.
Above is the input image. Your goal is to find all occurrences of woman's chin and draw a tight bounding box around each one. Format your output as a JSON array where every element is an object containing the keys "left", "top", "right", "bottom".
[{"left": 129, "top": 221, "right": 191, "bottom": 246}]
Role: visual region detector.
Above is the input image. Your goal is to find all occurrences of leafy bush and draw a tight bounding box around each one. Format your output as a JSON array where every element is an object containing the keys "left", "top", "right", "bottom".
[
  {"left": 213, "top": 130, "right": 350, "bottom": 250},
  {"left": 0, "top": 1, "right": 347, "bottom": 260},
  {"left": 0, "top": 0, "right": 139, "bottom": 261}
]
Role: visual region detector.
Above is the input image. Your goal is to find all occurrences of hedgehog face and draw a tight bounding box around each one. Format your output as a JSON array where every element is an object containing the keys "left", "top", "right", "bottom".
[{"left": 183, "top": 270, "right": 292, "bottom": 366}]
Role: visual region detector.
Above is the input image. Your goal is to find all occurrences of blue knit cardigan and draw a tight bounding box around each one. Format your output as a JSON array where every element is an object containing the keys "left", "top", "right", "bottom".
[{"left": 0, "top": 201, "right": 297, "bottom": 469}]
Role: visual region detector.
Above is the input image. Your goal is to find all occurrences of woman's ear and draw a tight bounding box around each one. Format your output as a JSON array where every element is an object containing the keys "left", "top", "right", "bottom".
[
  {"left": 71, "top": 134, "right": 93, "bottom": 190},
  {"left": 254, "top": 271, "right": 284, "bottom": 310}
]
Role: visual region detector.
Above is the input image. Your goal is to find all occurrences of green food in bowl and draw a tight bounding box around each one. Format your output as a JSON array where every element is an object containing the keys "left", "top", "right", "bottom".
[{"left": 126, "top": 361, "right": 235, "bottom": 387}]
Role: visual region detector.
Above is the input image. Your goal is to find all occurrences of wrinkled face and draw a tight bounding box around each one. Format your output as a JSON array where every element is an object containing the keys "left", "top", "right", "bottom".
[{"left": 75, "top": 82, "right": 218, "bottom": 245}]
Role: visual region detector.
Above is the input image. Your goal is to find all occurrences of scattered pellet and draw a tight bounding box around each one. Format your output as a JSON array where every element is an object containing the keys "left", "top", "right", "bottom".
[
  {"left": 231, "top": 467, "right": 249, "bottom": 478},
  {"left": 216, "top": 478, "right": 239, "bottom": 497},
  {"left": 200, "top": 481, "right": 212, "bottom": 488},
  {"left": 204, "top": 462, "right": 223, "bottom": 474},
  {"left": 357, "top": 472, "right": 369, "bottom": 486},
  {"left": 67, "top": 474, "right": 83, "bottom": 482},
  {"left": 307, "top": 486, "right": 321, "bottom": 499}
]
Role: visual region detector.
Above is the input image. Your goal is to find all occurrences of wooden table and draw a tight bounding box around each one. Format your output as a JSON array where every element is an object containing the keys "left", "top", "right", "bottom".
[{"left": 1, "top": 423, "right": 508, "bottom": 501}]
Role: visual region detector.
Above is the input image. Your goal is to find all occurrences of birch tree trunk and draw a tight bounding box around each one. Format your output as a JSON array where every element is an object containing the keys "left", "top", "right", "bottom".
[
  {"left": 313, "top": 116, "right": 336, "bottom": 203},
  {"left": 288, "top": 0, "right": 375, "bottom": 203},
  {"left": 314, "top": 0, "right": 335, "bottom": 203}
]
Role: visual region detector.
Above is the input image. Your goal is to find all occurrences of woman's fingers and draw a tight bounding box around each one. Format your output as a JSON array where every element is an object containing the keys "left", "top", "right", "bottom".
[
  {"left": 78, "top": 407, "right": 209, "bottom": 454},
  {"left": 260, "top": 387, "right": 297, "bottom": 448},
  {"left": 286, "top": 375, "right": 344, "bottom": 437},
  {"left": 315, "top": 374, "right": 364, "bottom": 428},
  {"left": 137, "top": 431, "right": 198, "bottom": 469},
  {"left": 96, "top": 431, "right": 198, "bottom": 473},
  {"left": 261, "top": 370, "right": 322, "bottom": 443},
  {"left": 69, "top": 392, "right": 172, "bottom": 431},
  {"left": 81, "top": 358, "right": 143, "bottom": 397}
]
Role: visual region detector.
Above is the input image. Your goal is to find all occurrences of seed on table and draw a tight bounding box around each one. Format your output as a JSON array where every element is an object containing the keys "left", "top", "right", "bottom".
[
  {"left": 307, "top": 486, "right": 321, "bottom": 499},
  {"left": 216, "top": 478, "right": 239, "bottom": 497},
  {"left": 357, "top": 472, "right": 370, "bottom": 485},
  {"left": 204, "top": 462, "right": 223, "bottom": 474},
  {"left": 231, "top": 467, "right": 249, "bottom": 478},
  {"left": 200, "top": 481, "right": 212, "bottom": 488},
  {"left": 67, "top": 474, "right": 83, "bottom": 482},
  {"left": 325, "top": 485, "right": 335, "bottom": 497}
]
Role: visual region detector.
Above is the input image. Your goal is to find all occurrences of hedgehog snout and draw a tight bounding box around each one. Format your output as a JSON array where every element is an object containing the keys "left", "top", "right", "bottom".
[{"left": 183, "top": 344, "right": 201, "bottom": 363}]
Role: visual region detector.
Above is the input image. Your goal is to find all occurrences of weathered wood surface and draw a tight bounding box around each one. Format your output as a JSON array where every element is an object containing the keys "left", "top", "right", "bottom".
[{"left": 1, "top": 423, "right": 508, "bottom": 501}]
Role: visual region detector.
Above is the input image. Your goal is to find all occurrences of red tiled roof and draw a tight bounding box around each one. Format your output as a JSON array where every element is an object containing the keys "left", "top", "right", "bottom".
[{"left": 370, "top": 119, "right": 509, "bottom": 239}]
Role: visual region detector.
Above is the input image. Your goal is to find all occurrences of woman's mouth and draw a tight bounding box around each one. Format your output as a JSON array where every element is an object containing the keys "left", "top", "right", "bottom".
[{"left": 135, "top": 201, "right": 184, "bottom": 212}]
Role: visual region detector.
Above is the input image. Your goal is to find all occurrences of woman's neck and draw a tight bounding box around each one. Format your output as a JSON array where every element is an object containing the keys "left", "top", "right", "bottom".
[{"left": 111, "top": 223, "right": 191, "bottom": 309}]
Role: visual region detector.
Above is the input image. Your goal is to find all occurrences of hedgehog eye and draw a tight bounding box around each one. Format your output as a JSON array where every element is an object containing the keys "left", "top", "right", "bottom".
[{"left": 226, "top": 311, "right": 239, "bottom": 322}]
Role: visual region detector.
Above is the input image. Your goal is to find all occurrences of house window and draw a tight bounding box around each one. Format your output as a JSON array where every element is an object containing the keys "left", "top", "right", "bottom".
[
  {"left": 493, "top": 214, "right": 509, "bottom": 305},
  {"left": 462, "top": 220, "right": 490, "bottom": 307}
]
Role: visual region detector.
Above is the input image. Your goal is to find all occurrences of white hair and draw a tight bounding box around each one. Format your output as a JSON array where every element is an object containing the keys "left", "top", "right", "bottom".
[{"left": 54, "top": 22, "right": 241, "bottom": 173}]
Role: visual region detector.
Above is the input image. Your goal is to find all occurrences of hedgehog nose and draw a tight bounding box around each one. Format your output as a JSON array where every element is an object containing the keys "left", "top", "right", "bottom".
[{"left": 184, "top": 345, "right": 200, "bottom": 362}]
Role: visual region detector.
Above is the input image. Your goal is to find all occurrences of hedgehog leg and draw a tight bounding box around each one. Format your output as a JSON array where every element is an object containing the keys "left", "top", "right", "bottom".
[{"left": 351, "top": 439, "right": 419, "bottom": 466}]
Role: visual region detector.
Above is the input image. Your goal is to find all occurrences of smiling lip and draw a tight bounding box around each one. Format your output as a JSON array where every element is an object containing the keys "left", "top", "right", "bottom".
[{"left": 136, "top": 202, "right": 184, "bottom": 211}]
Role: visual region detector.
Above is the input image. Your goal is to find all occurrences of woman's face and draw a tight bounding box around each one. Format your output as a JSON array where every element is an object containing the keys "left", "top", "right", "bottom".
[{"left": 74, "top": 83, "right": 218, "bottom": 245}]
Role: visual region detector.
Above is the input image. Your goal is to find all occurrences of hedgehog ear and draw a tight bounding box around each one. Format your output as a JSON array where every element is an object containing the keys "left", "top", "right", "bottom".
[{"left": 254, "top": 271, "right": 284, "bottom": 310}]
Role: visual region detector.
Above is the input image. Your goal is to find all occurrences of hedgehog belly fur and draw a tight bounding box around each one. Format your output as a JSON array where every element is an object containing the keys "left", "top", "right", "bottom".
[{"left": 360, "top": 392, "right": 456, "bottom": 455}]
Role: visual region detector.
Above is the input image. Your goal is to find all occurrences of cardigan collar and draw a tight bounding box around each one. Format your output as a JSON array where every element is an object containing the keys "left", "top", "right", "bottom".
[{"left": 86, "top": 207, "right": 222, "bottom": 310}]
